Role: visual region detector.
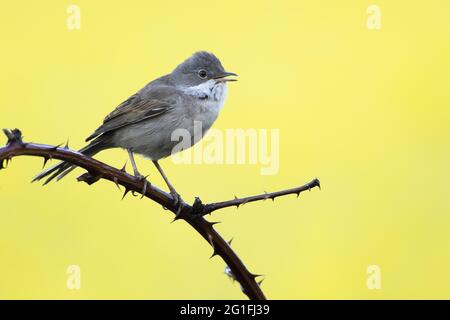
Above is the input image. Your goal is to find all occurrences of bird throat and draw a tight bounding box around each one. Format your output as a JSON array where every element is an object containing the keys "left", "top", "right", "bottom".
[{"left": 182, "top": 80, "right": 227, "bottom": 102}]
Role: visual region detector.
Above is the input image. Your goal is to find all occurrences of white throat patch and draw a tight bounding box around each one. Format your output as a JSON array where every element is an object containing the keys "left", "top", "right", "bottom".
[{"left": 181, "top": 80, "right": 227, "bottom": 102}]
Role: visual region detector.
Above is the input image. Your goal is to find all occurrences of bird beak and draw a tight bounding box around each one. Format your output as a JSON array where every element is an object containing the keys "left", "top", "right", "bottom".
[{"left": 214, "top": 71, "right": 238, "bottom": 82}]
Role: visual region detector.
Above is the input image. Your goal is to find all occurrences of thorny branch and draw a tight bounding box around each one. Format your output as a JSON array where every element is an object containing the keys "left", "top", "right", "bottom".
[
  {"left": 0, "top": 128, "right": 320, "bottom": 300},
  {"left": 199, "top": 179, "right": 320, "bottom": 216}
]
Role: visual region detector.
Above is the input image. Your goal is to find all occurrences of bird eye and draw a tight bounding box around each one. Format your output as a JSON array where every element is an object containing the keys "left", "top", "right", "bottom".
[{"left": 198, "top": 69, "right": 208, "bottom": 79}]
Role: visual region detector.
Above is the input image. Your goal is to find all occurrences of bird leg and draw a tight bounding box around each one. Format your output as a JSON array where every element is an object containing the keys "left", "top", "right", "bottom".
[
  {"left": 127, "top": 149, "right": 143, "bottom": 178},
  {"left": 152, "top": 160, "right": 182, "bottom": 215},
  {"left": 127, "top": 149, "right": 149, "bottom": 197}
]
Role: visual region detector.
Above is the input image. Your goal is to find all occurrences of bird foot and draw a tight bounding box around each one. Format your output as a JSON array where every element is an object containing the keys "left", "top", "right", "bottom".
[
  {"left": 170, "top": 190, "right": 184, "bottom": 219},
  {"left": 133, "top": 172, "right": 150, "bottom": 198}
]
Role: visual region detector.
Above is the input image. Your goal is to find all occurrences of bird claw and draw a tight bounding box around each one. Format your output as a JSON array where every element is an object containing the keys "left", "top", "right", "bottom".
[
  {"left": 140, "top": 181, "right": 149, "bottom": 198},
  {"left": 170, "top": 190, "right": 183, "bottom": 218},
  {"left": 135, "top": 174, "right": 150, "bottom": 198}
]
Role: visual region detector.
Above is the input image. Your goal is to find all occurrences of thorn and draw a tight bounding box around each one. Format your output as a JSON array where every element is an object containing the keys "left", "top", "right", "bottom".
[
  {"left": 296, "top": 192, "right": 300, "bottom": 198},
  {"left": 113, "top": 177, "right": 121, "bottom": 190},
  {"left": 0, "top": 159, "right": 4, "bottom": 170},
  {"left": 170, "top": 213, "right": 183, "bottom": 224},
  {"left": 120, "top": 162, "right": 127, "bottom": 172},
  {"left": 257, "top": 278, "right": 264, "bottom": 286},
  {"left": 271, "top": 196, "right": 275, "bottom": 202},
  {"left": 122, "top": 188, "right": 130, "bottom": 200},
  {"left": 227, "top": 238, "right": 234, "bottom": 245},
  {"left": 63, "top": 139, "right": 70, "bottom": 149},
  {"left": 206, "top": 234, "right": 218, "bottom": 259},
  {"left": 250, "top": 273, "right": 263, "bottom": 279},
  {"left": 233, "top": 195, "right": 241, "bottom": 209},
  {"left": 207, "top": 221, "right": 221, "bottom": 228},
  {"left": 42, "top": 156, "right": 50, "bottom": 168},
  {"left": 209, "top": 250, "right": 218, "bottom": 259},
  {"left": 50, "top": 143, "right": 62, "bottom": 151}
]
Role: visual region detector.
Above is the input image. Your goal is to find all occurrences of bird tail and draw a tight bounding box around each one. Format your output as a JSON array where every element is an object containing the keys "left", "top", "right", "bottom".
[{"left": 33, "top": 138, "right": 109, "bottom": 185}]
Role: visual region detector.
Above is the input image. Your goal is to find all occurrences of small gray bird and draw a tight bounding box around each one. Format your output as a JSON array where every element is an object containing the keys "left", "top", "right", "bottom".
[{"left": 34, "top": 51, "right": 237, "bottom": 204}]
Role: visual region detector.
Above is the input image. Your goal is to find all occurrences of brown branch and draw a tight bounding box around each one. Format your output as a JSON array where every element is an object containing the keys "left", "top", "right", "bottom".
[
  {"left": 0, "top": 128, "right": 321, "bottom": 300},
  {"left": 200, "top": 179, "right": 321, "bottom": 216}
]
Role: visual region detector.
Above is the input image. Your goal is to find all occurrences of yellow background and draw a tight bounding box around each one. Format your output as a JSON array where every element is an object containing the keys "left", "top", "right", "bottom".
[{"left": 1, "top": 0, "right": 450, "bottom": 299}]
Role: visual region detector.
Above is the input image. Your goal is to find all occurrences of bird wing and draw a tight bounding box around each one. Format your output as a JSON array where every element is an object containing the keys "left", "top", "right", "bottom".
[{"left": 85, "top": 92, "right": 174, "bottom": 142}]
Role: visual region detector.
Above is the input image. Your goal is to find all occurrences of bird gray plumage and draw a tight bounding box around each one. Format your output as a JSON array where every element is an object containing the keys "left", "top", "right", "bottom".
[{"left": 33, "top": 51, "right": 237, "bottom": 187}]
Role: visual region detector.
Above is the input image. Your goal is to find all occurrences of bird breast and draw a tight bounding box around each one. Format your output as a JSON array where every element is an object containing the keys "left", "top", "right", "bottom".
[{"left": 182, "top": 80, "right": 228, "bottom": 128}]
